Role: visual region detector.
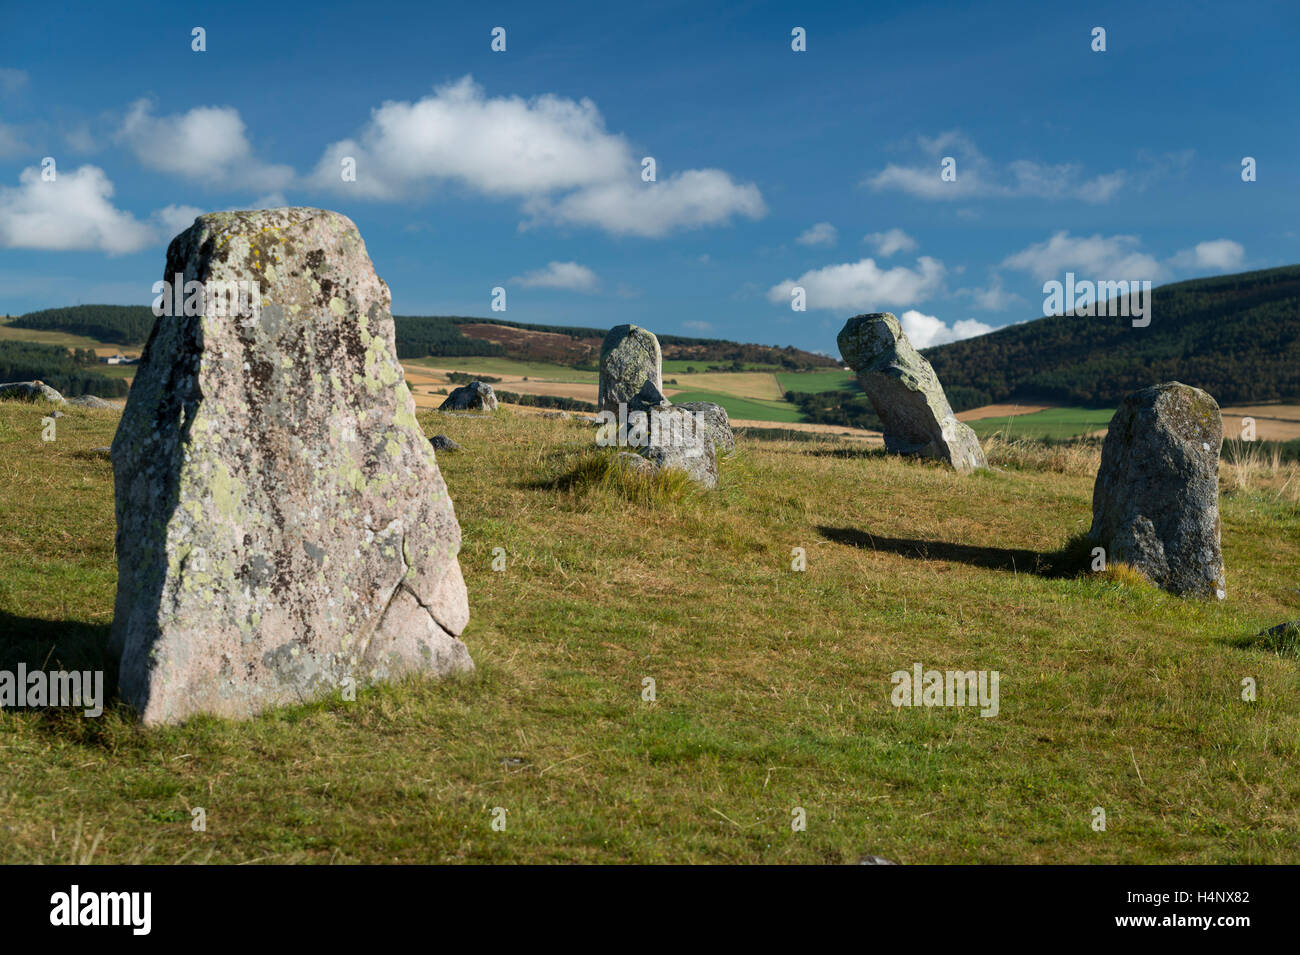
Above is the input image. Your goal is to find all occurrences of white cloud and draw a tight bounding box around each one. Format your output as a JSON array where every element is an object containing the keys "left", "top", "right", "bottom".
[
  {"left": 0, "top": 164, "right": 155, "bottom": 254},
  {"left": 956, "top": 272, "right": 1022, "bottom": 311},
  {"left": 0, "top": 68, "right": 28, "bottom": 95},
  {"left": 1000, "top": 231, "right": 1163, "bottom": 282},
  {"left": 525, "top": 168, "right": 764, "bottom": 237},
  {"left": 154, "top": 203, "right": 204, "bottom": 237},
  {"left": 511, "top": 260, "right": 599, "bottom": 292},
  {"left": 310, "top": 76, "right": 627, "bottom": 199},
  {"left": 767, "top": 256, "right": 946, "bottom": 311},
  {"left": 118, "top": 99, "right": 292, "bottom": 190},
  {"left": 952, "top": 318, "right": 995, "bottom": 340},
  {"left": 1169, "top": 239, "right": 1244, "bottom": 272},
  {"left": 682, "top": 320, "right": 713, "bottom": 333},
  {"left": 863, "top": 228, "right": 917, "bottom": 257},
  {"left": 898, "top": 309, "right": 994, "bottom": 349},
  {"left": 246, "top": 192, "right": 288, "bottom": 210},
  {"left": 309, "top": 75, "right": 765, "bottom": 237},
  {"left": 867, "top": 130, "right": 1126, "bottom": 203},
  {"left": 797, "top": 222, "right": 838, "bottom": 246}
]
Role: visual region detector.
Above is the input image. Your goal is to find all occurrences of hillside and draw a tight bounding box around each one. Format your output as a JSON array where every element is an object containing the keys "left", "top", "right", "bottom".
[
  {"left": 7, "top": 305, "right": 156, "bottom": 346},
  {"left": 3, "top": 401, "right": 1299, "bottom": 862},
  {"left": 5, "top": 305, "right": 836, "bottom": 370},
  {"left": 923, "top": 265, "right": 1300, "bottom": 408}
]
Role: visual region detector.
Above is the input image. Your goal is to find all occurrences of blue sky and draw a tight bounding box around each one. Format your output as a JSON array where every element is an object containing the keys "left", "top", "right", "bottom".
[{"left": 1, "top": 0, "right": 1296, "bottom": 354}]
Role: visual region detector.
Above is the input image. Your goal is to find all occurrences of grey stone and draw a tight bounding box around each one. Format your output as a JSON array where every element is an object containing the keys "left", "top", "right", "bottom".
[
  {"left": 0, "top": 380, "right": 67, "bottom": 404},
  {"left": 1258, "top": 620, "right": 1299, "bottom": 641},
  {"left": 837, "top": 313, "right": 985, "bottom": 472},
  {"left": 439, "top": 380, "right": 497, "bottom": 412},
  {"left": 856, "top": 855, "right": 898, "bottom": 865},
  {"left": 628, "top": 407, "right": 718, "bottom": 489},
  {"left": 429, "top": 434, "right": 462, "bottom": 452},
  {"left": 1088, "top": 381, "right": 1226, "bottom": 598},
  {"left": 615, "top": 450, "right": 657, "bottom": 475},
  {"left": 68, "top": 394, "right": 121, "bottom": 409},
  {"left": 599, "top": 324, "right": 665, "bottom": 413},
  {"left": 110, "top": 207, "right": 472, "bottom": 725},
  {"left": 674, "top": 400, "right": 735, "bottom": 454}
]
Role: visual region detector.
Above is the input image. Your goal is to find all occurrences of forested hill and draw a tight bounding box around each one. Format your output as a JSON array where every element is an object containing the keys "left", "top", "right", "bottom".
[
  {"left": 922, "top": 265, "right": 1300, "bottom": 408},
  {"left": 9, "top": 305, "right": 156, "bottom": 345},
  {"left": 6, "top": 306, "right": 838, "bottom": 370}
]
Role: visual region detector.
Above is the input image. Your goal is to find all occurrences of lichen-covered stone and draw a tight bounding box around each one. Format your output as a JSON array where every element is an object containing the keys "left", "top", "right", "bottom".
[
  {"left": 440, "top": 380, "right": 497, "bottom": 412},
  {"left": 837, "top": 313, "right": 986, "bottom": 472},
  {"left": 598, "top": 325, "right": 665, "bottom": 413},
  {"left": 674, "top": 400, "right": 735, "bottom": 454},
  {"left": 627, "top": 407, "right": 718, "bottom": 489},
  {"left": 110, "top": 207, "right": 472, "bottom": 725},
  {"left": 1088, "top": 381, "right": 1226, "bottom": 598}
]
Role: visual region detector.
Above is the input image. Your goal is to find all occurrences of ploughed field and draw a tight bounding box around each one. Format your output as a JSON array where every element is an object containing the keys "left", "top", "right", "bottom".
[{"left": 1, "top": 400, "right": 1298, "bottom": 863}]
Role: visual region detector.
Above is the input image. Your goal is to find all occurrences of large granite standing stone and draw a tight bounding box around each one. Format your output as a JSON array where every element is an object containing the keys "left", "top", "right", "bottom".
[
  {"left": 1088, "top": 382, "right": 1226, "bottom": 598},
  {"left": 111, "top": 208, "right": 472, "bottom": 725},
  {"left": 837, "top": 313, "right": 985, "bottom": 472},
  {"left": 598, "top": 324, "right": 665, "bottom": 413}
]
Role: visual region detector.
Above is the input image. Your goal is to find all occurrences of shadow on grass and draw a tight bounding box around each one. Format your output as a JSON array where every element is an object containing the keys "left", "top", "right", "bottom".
[
  {"left": 795, "top": 445, "right": 889, "bottom": 460},
  {"left": 0, "top": 608, "right": 124, "bottom": 738},
  {"left": 523, "top": 446, "right": 698, "bottom": 506},
  {"left": 817, "top": 525, "right": 1090, "bottom": 579},
  {"left": 1226, "top": 620, "right": 1300, "bottom": 659}
]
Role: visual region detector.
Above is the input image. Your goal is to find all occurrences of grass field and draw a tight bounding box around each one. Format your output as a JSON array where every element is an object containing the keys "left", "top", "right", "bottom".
[
  {"left": 966, "top": 407, "right": 1117, "bottom": 441},
  {"left": 404, "top": 355, "right": 598, "bottom": 383},
  {"left": 775, "top": 370, "right": 858, "bottom": 394},
  {"left": 1, "top": 399, "right": 1298, "bottom": 863},
  {"left": 661, "top": 359, "right": 788, "bottom": 374},
  {"left": 666, "top": 390, "right": 805, "bottom": 423}
]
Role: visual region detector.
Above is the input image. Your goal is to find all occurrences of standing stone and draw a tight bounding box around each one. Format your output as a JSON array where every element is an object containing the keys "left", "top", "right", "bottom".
[
  {"left": 440, "top": 380, "right": 497, "bottom": 412},
  {"left": 599, "top": 324, "right": 665, "bottom": 413},
  {"left": 674, "top": 400, "right": 735, "bottom": 454},
  {"left": 1088, "top": 381, "right": 1226, "bottom": 598},
  {"left": 640, "top": 407, "right": 719, "bottom": 488},
  {"left": 111, "top": 208, "right": 472, "bottom": 725},
  {"left": 610, "top": 407, "right": 719, "bottom": 489},
  {"left": 837, "top": 313, "right": 985, "bottom": 472}
]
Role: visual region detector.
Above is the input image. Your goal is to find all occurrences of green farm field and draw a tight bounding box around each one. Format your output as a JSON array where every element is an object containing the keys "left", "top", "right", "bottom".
[{"left": 965, "top": 407, "right": 1117, "bottom": 441}]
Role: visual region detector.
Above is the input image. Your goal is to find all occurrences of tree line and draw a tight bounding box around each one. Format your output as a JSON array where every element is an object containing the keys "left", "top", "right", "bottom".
[{"left": 0, "top": 342, "right": 129, "bottom": 397}]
